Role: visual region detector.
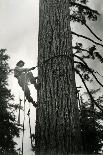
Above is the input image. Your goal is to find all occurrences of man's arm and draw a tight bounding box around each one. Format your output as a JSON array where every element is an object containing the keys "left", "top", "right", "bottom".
[{"left": 15, "top": 66, "right": 30, "bottom": 72}]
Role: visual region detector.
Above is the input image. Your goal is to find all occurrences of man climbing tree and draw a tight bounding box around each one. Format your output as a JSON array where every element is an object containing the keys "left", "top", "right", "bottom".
[
  {"left": 35, "top": 0, "right": 82, "bottom": 154},
  {"left": 14, "top": 60, "right": 40, "bottom": 108}
]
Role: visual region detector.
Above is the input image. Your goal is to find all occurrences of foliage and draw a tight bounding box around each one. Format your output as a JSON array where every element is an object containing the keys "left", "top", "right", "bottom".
[
  {"left": 70, "top": 0, "right": 103, "bottom": 153},
  {"left": 80, "top": 95, "right": 103, "bottom": 153},
  {"left": 70, "top": 0, "right": 103, "bottom": 110},
  {"left": 0, "top": 49, "right": 19, "bottom": 154}
]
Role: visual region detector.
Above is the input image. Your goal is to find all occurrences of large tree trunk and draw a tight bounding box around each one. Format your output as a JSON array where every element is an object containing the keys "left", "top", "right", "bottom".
[{"left": 35, "top": 0, "right": 82, "bottom": 154}]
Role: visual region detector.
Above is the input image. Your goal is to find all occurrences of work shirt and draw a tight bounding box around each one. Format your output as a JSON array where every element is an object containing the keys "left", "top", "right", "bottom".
[{"left": 14, "top": 66, "right": 30, "bottom": 78}]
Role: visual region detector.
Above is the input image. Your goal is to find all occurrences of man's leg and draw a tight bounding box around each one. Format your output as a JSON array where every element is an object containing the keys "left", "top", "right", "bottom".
[
  {"left": 27, "top": 72, "right": 41, "bottom": 90},
  {"left": 18, "top": 74, "right": 37, "bottom": 107}
]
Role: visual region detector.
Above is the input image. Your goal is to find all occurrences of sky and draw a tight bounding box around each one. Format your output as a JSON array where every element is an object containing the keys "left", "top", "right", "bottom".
[
  {"left": 0, "top": 0, "right": 39, "bottom": 68},
  {"left": 0, "top": 0, "right": 103, "bottom": 154}
]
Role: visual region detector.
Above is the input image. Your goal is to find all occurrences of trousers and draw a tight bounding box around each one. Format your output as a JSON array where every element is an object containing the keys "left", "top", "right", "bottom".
[{"left": 18, "top": 72, "right": 36, "bottom": 103}]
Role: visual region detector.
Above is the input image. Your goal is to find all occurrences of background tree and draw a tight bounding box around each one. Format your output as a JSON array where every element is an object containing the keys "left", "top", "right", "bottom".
[
  {"left": 0, "top": 49, "right": 19, "bottom": 154},
  {"left": 80, "top": 94, "right": 103, "bottom": 154}
]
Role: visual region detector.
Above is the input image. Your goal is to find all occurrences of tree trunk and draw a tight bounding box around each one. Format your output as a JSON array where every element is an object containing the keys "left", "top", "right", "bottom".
[{"left": 35, "top": 0, "right": 82, "bottom": 154}]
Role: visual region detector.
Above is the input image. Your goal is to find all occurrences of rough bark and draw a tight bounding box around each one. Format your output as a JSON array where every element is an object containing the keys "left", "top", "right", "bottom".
[{"left": 35, "top": 0, "right": 82, "bottom": 154}]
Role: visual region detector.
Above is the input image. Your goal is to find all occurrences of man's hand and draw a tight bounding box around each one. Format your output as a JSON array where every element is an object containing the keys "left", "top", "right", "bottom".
[{"left": 29, "top": 67, "right": 36, "bottom": 71}]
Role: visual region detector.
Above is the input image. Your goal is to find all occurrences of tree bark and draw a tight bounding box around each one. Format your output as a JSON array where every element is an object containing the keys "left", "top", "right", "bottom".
[{"left": 35, "top": 0, "right": 82, "bottom": 154}]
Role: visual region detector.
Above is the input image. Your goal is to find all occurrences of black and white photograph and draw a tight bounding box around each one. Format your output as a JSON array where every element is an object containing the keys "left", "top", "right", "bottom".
[{"left": 0, "top": 0, "right": 103, "bottom": 154}]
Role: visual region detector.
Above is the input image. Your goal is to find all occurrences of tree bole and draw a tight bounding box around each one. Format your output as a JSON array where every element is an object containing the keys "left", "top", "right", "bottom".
[{"left": 35, "top": 0, "right": 82, "bottom": 154}]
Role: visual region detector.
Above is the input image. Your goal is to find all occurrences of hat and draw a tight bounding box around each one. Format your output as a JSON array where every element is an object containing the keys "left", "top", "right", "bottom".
[{"left": 16, "top": 60, "right": 25, "bottom": 66}]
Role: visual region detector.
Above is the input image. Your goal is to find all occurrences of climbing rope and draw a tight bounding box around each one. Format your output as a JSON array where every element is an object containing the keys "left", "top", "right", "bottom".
[
  {"left": 27, "top": 102, "right": 32, "bottom": 146},
  {"left": 20, "top": 54, "right": 72, "bottom": 72},
  {"left": 37, "top": 54, "right": 73, "bottom": 69},
  {"left": 21, "top": 72, "right": 27, "bottom": 155},
  {"left": 18, "top": 98, "right": 22, "bottom": 124}
]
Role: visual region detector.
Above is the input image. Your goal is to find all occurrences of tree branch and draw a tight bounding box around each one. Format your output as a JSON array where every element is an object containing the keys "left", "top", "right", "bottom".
[
  {"left": 74, "top": 54, "right": 91, "bottom": 67},
  {"left": 70, "top": 15, "right": 102, "bottom": 41},
  {"left": 85, "top": 23, "right": 102, "bottom": 41},
  {"left": 75, "top": 69, "right": 103, "bottom": 112},
  {"left": 72, "top": 31, "right": 103, "bottom": 47},
  {"left": 74, "top": 54, "right": 103, "bottom": 88},
  {"left": 70, "top": 2, "right": 100, "bottom": 15},
  {"left": 84, "top": 109, "right": 103, "bottom": 120},
  {"left": 72, "top": 46, "right": 88, "bottom": 53}
]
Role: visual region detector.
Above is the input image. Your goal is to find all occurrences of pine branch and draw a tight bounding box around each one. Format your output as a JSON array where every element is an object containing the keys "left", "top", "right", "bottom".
[
  {"left": 73, "top": 46, "right": 103, "bottom": 63},
  {"left": 70, "top": 2, "right": 100, "bottom": 15},
  {"left": 75, "top": 69, "right": 103, "bottom": 112},
  {"left": 83, "top": 108, "right": 103, "bottom": 120},
  {"left": 74, "top": 54, "right": 103, "bottom": 88},
  {"left": 70, "top": 15, "right": 102, "bottom": 41},
  {"left": 72, "top": 31, "right": 103, "bottom": 47},
  {"left": 71, "top": 15, "right": 102, "bottom": 41},
  {"left": 71, "top": 0, "right": 88, "bottom": 5},
  {"left": 72, "top": 46, "right": 88, "bottom": 53},
  {"left": 85, "top": 23, "right": 102, "bottom": 41},
  {"left": 74, "top": 60, "right": 88, "bottom": 68},
  {"left": 92, "top": 72, "right": 103, "bottom": 88},
  {"left": 74, "top": 54, "right": 91, "bottom": 67}
]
